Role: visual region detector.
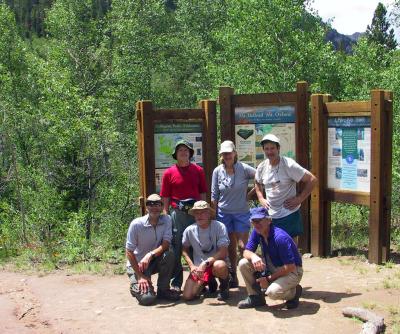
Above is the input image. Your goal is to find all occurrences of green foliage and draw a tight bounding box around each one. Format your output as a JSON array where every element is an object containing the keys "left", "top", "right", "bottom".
[
  {"left": 212, "top": 0, "right": 341, "bottom": 95},
  {"left": 366, "top": 2, "right": 397, "bottom": 51},
  {"left": 331, "top": 203, "right": 370, "bottom": 251},
  {"left": 0, "top": 0, "right": 399, "bottom": 268}
]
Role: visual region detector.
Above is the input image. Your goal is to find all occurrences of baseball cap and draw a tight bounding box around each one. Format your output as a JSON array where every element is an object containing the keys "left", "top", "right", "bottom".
[
  {"left": 146, "top": 194, "right": 162, "bottom": 206},
  {"left": 249, "top": 207, "right": 271, "bottom": 221},
  {"left": 260, "top": 134, "right": 280, "bottom": 146},
  {"left": 219, "top": 140, "right": 236, "bottom": 154}
]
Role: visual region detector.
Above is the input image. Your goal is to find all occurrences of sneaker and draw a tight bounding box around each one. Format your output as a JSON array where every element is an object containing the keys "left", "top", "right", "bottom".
[
  {"left": 286, "top": 284, "right": 302, "bottom": 309},
  {"left": 229, "top": 271, "right": 239, "bottom": 288},
  {"left": 237, "top": 295, "right": 266, "bottom": 309},
  {"left": 217, "top": 276, "right": 230, "bottom": 301},
  {"left": 170, "top": 286, "right": 182, "bottom": 295},
  {"left": 157, "top": 289, "right": 180, "bottom": 301}
]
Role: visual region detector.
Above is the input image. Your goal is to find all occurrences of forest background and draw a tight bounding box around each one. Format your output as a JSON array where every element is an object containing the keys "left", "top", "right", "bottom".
[{"left": 0, "top": 0, "right": 399, "bottom": 270}]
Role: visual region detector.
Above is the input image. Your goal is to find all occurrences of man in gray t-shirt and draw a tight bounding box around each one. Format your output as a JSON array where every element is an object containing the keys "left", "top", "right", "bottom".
[
  {"left": 125, "top": 194, "right": 179, "bottom": 306},
  {"left": 181, "top": 201, "right": 230, "bottom": 301},
  {"left": 255, "top": 134, "right": 317, "bottom": 238}
]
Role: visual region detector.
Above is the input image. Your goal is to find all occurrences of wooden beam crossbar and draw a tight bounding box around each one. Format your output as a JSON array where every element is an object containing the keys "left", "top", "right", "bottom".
[{"left": 232, "top": 92, "right": 298, "bottom": 106}]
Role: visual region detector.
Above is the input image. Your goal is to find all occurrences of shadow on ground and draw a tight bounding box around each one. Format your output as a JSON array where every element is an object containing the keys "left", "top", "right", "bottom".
[
  {"left": 331, "top": 248, "right": 400, "bottom": 264},
  {"left": 301, "top": 286, "right": 360, "bottom": 303}
]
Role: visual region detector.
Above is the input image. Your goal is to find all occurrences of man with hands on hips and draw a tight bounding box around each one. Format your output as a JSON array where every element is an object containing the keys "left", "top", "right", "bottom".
[{"left": 255, "top": 134, "right": 317, "bottom": 238}]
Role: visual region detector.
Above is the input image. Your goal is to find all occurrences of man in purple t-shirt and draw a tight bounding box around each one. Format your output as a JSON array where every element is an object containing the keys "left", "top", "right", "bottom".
[{"left": 237, "top": 207, "right": 303, "bottom": 309}]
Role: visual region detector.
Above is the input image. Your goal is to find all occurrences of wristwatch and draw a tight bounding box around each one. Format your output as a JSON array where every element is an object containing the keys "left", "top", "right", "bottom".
[{"left": 204, "top": 260, "right": 210, "bottom": 267}]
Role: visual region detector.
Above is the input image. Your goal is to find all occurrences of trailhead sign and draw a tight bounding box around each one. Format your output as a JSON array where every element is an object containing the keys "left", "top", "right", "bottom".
[
  {"left": 327, "top": 116, "right": 371, "bottom": 192},
  {"left": 234, "top": 105, "right": 296, "bottom": 168},
  {"left": 154, "top": 122, "right": 203, "bottom": 192}
]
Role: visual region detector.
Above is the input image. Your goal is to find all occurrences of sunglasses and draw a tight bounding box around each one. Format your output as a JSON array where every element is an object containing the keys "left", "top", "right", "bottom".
[{"left": 146, "top": 201, "right": 162, "bottom": 207}]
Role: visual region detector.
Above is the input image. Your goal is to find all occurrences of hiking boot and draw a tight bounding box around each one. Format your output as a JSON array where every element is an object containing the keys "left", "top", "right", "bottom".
[
  {"left": 286, "top": 284, "right": 302, "bottom": 309},
  {"left": 217, "top": 276, "right": 230, "bottom": 301},
  {"left": 217, "top": 289, "right": 229, "bottom": 301},
  {"left": 157, "top": 289, "right": 180, "bottom": 301},
  {"left": 229, "top": 271, "right": 239, "bottom": 288},
  {"left": 137, "top": 292, "right": 157, "bottom": 306},
  {"left": 237, "top": 295, "right": 266, "bottom": 309}
]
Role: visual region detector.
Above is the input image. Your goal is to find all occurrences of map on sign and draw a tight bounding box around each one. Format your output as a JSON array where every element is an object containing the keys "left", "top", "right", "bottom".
[
  {"left": 154, "top": 123, "right": 203, "bottom": 168},
  {"left": 234, "top": 105, "right": 296, "bottom": 168},
  {"left": 154, "top": 122, "right": 203, "bottom": 192}
]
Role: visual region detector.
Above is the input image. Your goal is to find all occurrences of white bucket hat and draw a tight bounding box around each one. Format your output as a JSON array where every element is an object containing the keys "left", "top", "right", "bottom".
[{"left": 219, "top": 140, "right": 236, "bottom": 154}]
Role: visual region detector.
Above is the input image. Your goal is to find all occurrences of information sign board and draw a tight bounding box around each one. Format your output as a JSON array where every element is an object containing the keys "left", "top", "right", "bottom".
[{"left": 327, "top": 117, "right": 371, "bottom": 192}]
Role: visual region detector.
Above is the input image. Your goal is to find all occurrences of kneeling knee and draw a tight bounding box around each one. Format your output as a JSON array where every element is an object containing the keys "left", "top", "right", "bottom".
[{"left": 238, "top": 258, "right": 251, "bottom": 271}]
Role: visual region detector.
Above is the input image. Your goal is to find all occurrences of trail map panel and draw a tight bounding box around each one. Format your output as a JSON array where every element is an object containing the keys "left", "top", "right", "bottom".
[{"left": 154, "top": 122, "right": 203, "bottom": 191}]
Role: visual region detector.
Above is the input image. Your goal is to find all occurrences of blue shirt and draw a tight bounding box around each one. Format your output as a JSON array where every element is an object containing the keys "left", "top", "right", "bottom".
[
  {"left": 211, "top": 162, "right": 256, "bottom": 214},
  {"left": 125, "top": 214, "right": 172, "bottom": 263},
  {"left": 245, "top": 225, "right": 302, "bottom": 268}
]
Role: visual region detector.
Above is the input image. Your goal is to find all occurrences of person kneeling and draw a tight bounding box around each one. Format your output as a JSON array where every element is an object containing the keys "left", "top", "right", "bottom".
[
  {"left": 126, "top": 194, "right": 180, "bottom": 306},
  {"left": 238, "top": 207, "right": 303, "bottom": 309},
  {"left": 181, "top": 201, "right": 230, "bottom": 301}
]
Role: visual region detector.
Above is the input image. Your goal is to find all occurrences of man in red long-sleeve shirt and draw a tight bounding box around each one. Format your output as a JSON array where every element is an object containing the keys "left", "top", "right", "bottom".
[{"left": 160, "top": 140, "right": 207, "bottom": 292}]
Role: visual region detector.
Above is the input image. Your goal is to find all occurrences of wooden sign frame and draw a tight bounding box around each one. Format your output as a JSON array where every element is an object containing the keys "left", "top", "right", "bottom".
[
  {"left": 136, "top": 100, "right": 217, "bottom": 214},
  {"left": 219, "top": 82, "right": 311, "bottom": 252},
  {"left": 310, "top": 90, "right": 393, "bottom": 264}
]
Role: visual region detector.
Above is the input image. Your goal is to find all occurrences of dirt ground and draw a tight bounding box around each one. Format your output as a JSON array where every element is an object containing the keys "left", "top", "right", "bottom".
[{"left": 1, "top": 256, "right": 399, "bottom": 334}]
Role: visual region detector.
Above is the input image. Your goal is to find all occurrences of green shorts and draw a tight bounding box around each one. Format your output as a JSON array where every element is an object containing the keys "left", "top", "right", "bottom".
[{"left": 272, "top": 210, "right": 303, "bottom": 237}]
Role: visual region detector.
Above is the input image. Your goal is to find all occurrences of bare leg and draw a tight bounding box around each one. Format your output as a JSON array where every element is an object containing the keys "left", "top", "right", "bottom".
[
  {"left": 228, "top": 232, "right": 238, "bottom": 271},
  {"left": 182, "top": 277, "right": 204, "bottom": 301},
  {"left": 236, "top": 231, "right": 249, "bottom": 259},
  {"left": 212, "top": 260, "right": 230, "bottom": 300},
  {"left": 212, "top": 260, "right": 229, "bottom": 279}
]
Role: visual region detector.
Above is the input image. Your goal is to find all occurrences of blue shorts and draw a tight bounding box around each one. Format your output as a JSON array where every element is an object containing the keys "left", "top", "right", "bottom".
[
  {"left": 272, "top": 210, "right": 303, "bottom": 237},
  {"left": 217, "top": 211, "right": 251, "bottom": 234}
]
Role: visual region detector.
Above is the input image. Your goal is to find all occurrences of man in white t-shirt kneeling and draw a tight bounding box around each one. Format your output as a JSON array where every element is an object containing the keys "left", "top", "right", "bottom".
[{"left": 181, "top": 201, "right": 231, "bottom": 301}]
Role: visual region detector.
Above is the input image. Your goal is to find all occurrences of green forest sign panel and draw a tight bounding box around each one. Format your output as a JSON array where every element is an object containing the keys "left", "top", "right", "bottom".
[{"left": 327, "top": 116, "right": 371, "bottom": 192}]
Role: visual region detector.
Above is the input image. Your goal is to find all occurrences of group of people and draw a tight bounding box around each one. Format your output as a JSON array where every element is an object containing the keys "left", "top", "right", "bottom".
[{"left": 125, "top": 134, "right": 317, "bottom": 308}]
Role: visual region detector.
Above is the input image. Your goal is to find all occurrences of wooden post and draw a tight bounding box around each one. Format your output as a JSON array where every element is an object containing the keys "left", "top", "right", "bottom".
[
  {"left": 219, "top": 87, "right": 235, "bottom": 141},
  {"left": 296, "top": 81, "right": 310, "bottom": 252},
  {"left": 200, "top": 99, "right": 218, "bottom": 202},
  {"left": 138, "top": 100, "right": 155, "bottom": 215},
  {"left": 310, "top": 94, "right": 324, "bottom": 256},
  {"left": 136, "top": 101, "right": 144, "bottom": 214},
  {"left": 310, "top": 94, "right": 332, "bottom": 256},
  {"left": 382, "top": 91, "right": 393, "bottom": 262},
  {"left": 322, "top": 95, "right": 332, "bottom": 257},
  {"left": 369, "top": 90, "right": 385, "bottom": 264}
]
